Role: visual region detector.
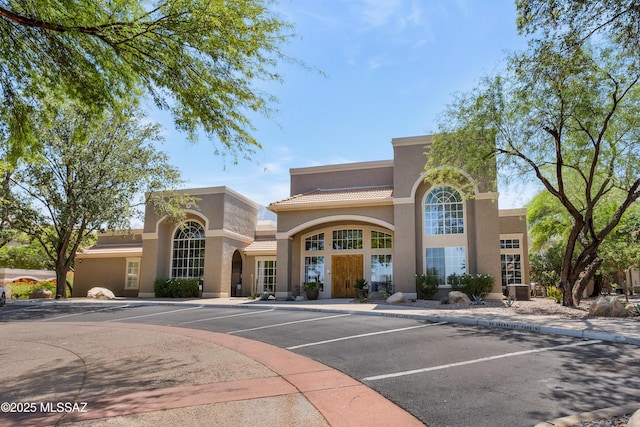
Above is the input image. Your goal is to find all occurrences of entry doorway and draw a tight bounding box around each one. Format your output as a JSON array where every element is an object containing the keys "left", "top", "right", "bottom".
[
  {"left": 331, "top": 254, "right": 364, "bottom": 298},
  {"left": 231, "top": 250, "right": 242, "bottom": 296}
]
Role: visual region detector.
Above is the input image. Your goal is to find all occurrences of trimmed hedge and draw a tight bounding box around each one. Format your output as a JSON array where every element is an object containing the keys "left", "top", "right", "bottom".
[{"left": 154, "top": 278, "right": 199, "bottom": 298}]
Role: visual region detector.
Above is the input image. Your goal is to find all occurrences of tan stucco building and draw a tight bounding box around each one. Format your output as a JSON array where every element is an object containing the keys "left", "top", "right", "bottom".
[{"left": 74, "top": 135, "right": 530, "bottom": 300}]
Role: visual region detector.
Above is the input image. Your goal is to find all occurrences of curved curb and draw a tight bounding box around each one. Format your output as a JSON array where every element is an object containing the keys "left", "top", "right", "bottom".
[{"left": 6, "top": 322, "right": 423, "bottom": 427}]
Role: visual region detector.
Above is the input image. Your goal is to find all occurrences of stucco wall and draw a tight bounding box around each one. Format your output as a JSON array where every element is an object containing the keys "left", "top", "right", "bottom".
[
  {"left": 290, "top": 162, "right": 393, "bottom": 196},
  {"left": 276, "top": 205, "right": 394, "bottom": 235},
  {"left": 73, "top": 258, "right": 137, "bottom": 298}
]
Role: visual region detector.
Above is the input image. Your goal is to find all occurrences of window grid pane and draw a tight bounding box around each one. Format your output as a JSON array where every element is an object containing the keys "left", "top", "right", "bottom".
[
  {"left": 125, "top": 261, "right": 140, "bottom": 289},
  {"left": 501, "top": 254, "right": 522, "bottom": 286},
  {"left": 425, "top": 186, "right": 464, "bottom": 235},
  {"left": 426, "top": 247, "right": 466, "bottom": 285},
  {"left": 304, "top": 256, "right": 324, "bottom": 290},
  {"left": 171, "top": 221, "right": 205, "bottom": 279},
  {"left": 305, "top": 233, "right": 325, "bottom": 251},
  {"left": 371, "top": 231, "right": 392, "bottom": 249},
  {"left": 332, "top": 229, "right": 363, "bottom": 250},
  {"left": 371, "top": 254, "right": 392, "bottom": 292},
  {"left": 500, "top": 239, "right": 520, "bottom": 249},
  {"left": 258, "top": 260, "right": 277, "bottom": 294}
]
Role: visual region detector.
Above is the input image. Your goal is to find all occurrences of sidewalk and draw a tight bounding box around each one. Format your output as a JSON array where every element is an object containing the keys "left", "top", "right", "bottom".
[{"left": 2, "top": 297, "right": 639, "bottom": 426}]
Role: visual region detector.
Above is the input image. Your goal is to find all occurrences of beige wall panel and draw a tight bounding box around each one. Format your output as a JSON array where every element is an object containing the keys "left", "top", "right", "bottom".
[
  {"left": 96, "top": 233, "right": 142, "bottom": 245},
  {"left": 291, "top": 165, "right": 393, "bottom": 196},
  {"left": 393, "top": 136, "right": 431, "bottom": 198},
  {"left": 276, "top": 238, "right": 292, "bottom": 295},
  {"left": 73, "top": 258, "right": 129, "bottom": 297},
  {"left": 276, "top": 206, "right": 394, "bottom": 234},
  {"left": 223, "top": 194, "right": 258, "bottom": 237},
  {"left": 474, "top": 199, "right": 502, "bottom": 296},
  {"left": 140, "top": 238, "right": 159, "bottom": 296},
  {"left": 393, "top": 203, "right": 417, "bottom": 295}
]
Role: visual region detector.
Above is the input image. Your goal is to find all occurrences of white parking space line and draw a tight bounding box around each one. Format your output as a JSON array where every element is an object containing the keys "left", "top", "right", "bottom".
[
  {"left": 362, "top": 339, "right": 602, "bottom": 382},
  {"left": 227, "top": 313, "right": 351, "bottom": 334},
  {"left": 176, "top": 309, "right": 275, "bottom": 325},
  {"left": 287, "top": 322, "right": 447, "bottom": 350},
  {"left": 40, "top": 305, "right": 132, "bottom": 321},
  {"left": 107, "top": 306, "right": 205, "bottom": 322}
]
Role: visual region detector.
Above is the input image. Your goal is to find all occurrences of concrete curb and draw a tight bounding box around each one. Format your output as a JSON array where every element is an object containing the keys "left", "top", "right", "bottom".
[{"left": 7, "top": 298, "right": 640, "bottom": 346}]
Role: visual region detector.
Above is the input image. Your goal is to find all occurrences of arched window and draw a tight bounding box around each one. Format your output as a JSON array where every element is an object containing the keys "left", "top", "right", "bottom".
[
  {"left": 171, "top": 221, "right": 205, "bottom": 279},
  {"left": 424, "top": 186, "right": 464, "bottom": 235}
]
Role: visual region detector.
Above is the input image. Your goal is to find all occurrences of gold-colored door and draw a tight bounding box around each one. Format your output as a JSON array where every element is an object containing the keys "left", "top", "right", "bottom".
[{"left": 332, "top": 255, "right": 364, "bottom": 298}]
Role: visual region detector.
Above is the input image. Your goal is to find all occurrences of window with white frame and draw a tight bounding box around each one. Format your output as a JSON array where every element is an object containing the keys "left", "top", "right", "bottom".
[
  {"left": 304, "top": 256, "right": 324, "bottom": 290},
  {"left": 371, "top": 230, "right": 392, "bottom": 249},
  {"left": 257, "top": 259, "right": 276, "bottom": 294},
  {"left": 371, "top": 254, "right": 392, "bottom": 292},
  {"left": 125, "top": 258, "right": 141, "bottom": 289},
  {"left": 424, "top": 186, "right": 464, "bottom": 235},
  {"left": 171, "top": 220, "right": 205, "bottom": 279},
  {"left": 332, "top": 229, "right": 363, "bottom": 250},
  {"left": 500, "top": 239, "right": 520, "bottom": 249},
  {"left": 305, "top": 233, "right": 324, "bottom": 251},
  {"left": 501, "top": 254, "right": 522, "bottom": 286},
  {"left": 425, "top": 247, "right": 466, "bottom": 285},
  {"left": 500, "top": 235, "right": 523, "bottom": 287}
]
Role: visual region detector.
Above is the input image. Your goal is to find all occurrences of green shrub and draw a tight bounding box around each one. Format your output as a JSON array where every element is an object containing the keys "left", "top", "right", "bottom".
[
  {"left": 546, "top": 285, "right": 563, "bottom": 303},
  {"left": 447, "top": 273, "right": 494, "bottom": 298},
  {"left": 154, "top": 278, "right": 199, "bottom": 298},
  {"left": 416, "top": 274, "right": 439, "bottom": 299},
  {"left": 7, "top": 279, "right": 57, "bottom": 299}
]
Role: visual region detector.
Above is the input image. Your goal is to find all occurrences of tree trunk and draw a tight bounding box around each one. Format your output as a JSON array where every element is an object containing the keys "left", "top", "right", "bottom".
[
  {"left": 55, "top": 265, "right": 67, "bottom": 299},
  {"left": 571, "top": 257, "right": 603, "bottom": 306},
  {"left": 561, "top": 279, "right": 575, "bottom": 307}
]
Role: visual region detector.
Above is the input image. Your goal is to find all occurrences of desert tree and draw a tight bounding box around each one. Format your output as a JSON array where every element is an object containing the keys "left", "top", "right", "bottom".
[
  {"left": 0, "top": 0, "right": 294, "bottom": 161},
  {"left": 5, "top": 97, "right": 192, "bottom": 298},
  {"left": 426, "top": 39, "right": 640, "bottom": 306}
]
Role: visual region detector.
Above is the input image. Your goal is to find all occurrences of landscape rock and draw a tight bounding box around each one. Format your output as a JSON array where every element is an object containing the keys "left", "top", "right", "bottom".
[
  {"left": 386, "top": 292, "right": 406, "bottom": 304},
  {"left": 30, "top": 288, "right": 52, "bottom": 299},
  {"left": 448, "top": 291, "right": 471, "bottom": 304},
  {"left": 87, "top": 287, "right": 116, "bottom": 300},
  {"left": 588, "top": 296, "right": 628, "bottom": 317},
  {"left": 628, "top": 409, "right": 640, "bottom": 427},
  {"left": 625, "top": 303, "right": 640, "bottom": 316}
]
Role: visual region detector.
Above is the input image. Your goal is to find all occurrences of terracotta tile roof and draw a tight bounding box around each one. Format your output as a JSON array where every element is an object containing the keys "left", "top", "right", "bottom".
[
  {"left": 269, "top": 186, "right": 394, "bottom": 210},
  {"left": 244, "top": 240, "right": 277, "bottom": 254}
]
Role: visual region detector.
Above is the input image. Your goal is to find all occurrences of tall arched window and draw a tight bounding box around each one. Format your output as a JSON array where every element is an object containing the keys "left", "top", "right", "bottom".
[
  {"left": 171, "top": 221, "right": 205, "bottom": 279},
  {"left": 424, "top": 186, "right": 464, "bottom": 235}
]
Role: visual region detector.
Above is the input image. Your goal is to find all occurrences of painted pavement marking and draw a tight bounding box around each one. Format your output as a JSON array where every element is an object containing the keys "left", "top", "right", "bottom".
[
  {"left": 106, "top": 305, "right": 205, "bottom": 322},
  {"left": 176, "top": 309, "right": 276, "bottom": 325},
  {"left": 227, "top": 313, "right": 351, "bottom": 334},
  {"left": 40, "top": 304, "right": 132, "bottom": 321},
  {"left": 362, "top": 339, "right": 602, "bottom": 381},
  {"left": 287, "top": 322, "right": 447, "bottom": 350}
]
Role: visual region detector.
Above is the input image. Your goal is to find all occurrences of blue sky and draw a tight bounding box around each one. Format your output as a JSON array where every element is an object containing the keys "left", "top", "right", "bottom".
[{"left": 148, "top": 0, "right": 535, "bottom": 210}]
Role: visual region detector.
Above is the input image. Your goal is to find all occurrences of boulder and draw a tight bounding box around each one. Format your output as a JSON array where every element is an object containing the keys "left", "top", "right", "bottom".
[
  {"left": 87, "top": 287, "right": 116, "bottom": 300},
  {"left": 386, "top": 292, "right": 406, "bottom": 304},
  {"left": 625, "top": 303, "right": 640, "bottom": 317},
  {"left": 448, "top": 291, "right": 471, "bottom": 304},
  {"left": 30, "top": 288, "right": 52, "bottom": 299},
  {"left": 588, "top": 296, "right": 628, "bottom": 317},
  {"left": 628, "top": 408, "right": 640, "bottom": 427}
]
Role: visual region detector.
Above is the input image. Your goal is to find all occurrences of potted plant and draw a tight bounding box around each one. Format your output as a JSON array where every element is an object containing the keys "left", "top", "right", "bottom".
[
  {"left": 354, "top": 278, "right": 368, "bottom": 299},
  {"left": 303, "top": 282, "right": 320, "bottom": 300}
]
